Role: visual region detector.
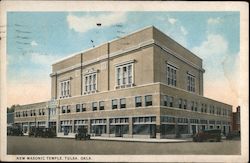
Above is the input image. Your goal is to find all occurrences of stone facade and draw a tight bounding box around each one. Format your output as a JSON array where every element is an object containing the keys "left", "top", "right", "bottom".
[{"left": 14, "top": 26, "right": 232, "bottom": 139}]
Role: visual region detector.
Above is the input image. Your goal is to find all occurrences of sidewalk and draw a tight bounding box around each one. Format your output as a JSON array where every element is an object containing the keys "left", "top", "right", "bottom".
[{"left": 91, "top": 136, "right": 192, "bottom": 143}]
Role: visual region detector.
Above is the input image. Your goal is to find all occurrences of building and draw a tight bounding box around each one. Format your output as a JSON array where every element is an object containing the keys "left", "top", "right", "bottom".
[
  {"left": 232, "top": 106, "right": 240, "bottom": 132},
  {"left": 14, "top": 26, "right": 232, "bottom": 139}
]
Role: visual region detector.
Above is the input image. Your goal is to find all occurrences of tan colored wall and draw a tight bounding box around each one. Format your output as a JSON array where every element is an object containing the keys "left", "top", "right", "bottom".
[
  {"left": 153, "top": 45, "right": 203, "bottom": 95},
  {"left": 159, "top": 83, "right": 232, "bottom": 121},
  {"left": 152, "top": 27, "right": 202, "bottom": 68},
  {"left": 53, "top": 54, "right": 81, "bottom": 72},
  {"left": 109, "top": 27, "right": 153, "bottom": 53}
]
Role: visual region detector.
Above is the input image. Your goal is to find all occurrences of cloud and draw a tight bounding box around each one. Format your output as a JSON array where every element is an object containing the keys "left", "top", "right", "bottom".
[
  {"left": 180, "top": 26, "right": 188, "bottom": 35},
  {"left": 168, "top": 18, "right": 177, "bottom": 25},
  {"left": 31, "top": 40, "right": 38, "bottom": 47},
  {"left": 67, "top": 12, "right": 127, "bottom": 33},
  {"left": 192, "top": 34, "right": 228, "bottom": 60},
  {"left": 30, "top": 53, "right": 61, "bottom": 65},
  {"left": 192, "top": 33, "right": 239, "bottom": 109},
  {"left": 207, "top": 17, "right": 222, "bottom": 25}
]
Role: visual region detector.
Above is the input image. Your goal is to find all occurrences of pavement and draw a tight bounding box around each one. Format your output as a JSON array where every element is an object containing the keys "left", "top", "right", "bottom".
[
  {"left": 91, "top": 136, "right": 191, "bottom": 143},
  {"left": 57, "top": 135, "right": 191, "bottom": 142}
]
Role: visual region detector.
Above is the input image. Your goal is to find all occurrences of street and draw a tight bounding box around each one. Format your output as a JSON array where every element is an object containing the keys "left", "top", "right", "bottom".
[{"left": 7, "top": 136, "right": 240, "bottom": 155}]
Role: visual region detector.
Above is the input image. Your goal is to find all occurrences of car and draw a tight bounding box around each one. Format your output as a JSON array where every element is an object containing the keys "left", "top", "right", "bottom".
[
  {"left": 193, "top": 129, "right": 221, "bottom": 142},
  {"left": 226, "top": 131, "right": 240, "bottom": 140},
  {"left": 9, "top": 127, "right": 24, "bottom": 136},
  {"left": 75, "top": 127, "right": 90, "bottom": 140}
]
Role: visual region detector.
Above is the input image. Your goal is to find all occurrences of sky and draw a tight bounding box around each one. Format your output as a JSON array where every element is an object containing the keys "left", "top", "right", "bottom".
[{"left": 6, "top": 12, "right": 240, "bottom": 110}]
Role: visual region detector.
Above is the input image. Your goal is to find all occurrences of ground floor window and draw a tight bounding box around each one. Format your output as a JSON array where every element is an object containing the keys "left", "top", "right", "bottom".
[
  {"left": 110, "top": 125, "right": 129, "bottom": 137},
  {"left": 133, "top": 124, "right": 156, "bottom": 136},
  {"left": 91, "top": 125, "right": 106, "bottom": 136},
  {"left": 60, "top": 126, "right": 73, "bottom": 135},
  {"left": 178, "top": 125, "right": 188, "bottom": 134},
  {"left": 161, "top": 124, "right": 175, "bottom": 135}
]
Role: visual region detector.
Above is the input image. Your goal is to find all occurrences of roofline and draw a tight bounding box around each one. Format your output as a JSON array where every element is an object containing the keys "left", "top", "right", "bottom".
[{"left": 52, "top": 25, "right": 154, "bottom": 66}]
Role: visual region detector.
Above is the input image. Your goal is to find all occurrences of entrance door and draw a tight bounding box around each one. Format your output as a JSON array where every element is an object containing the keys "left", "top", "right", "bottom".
[
  {"left": 192, "top": 125, "right": 197, "bottom": 134},
  {"left": 202, "top": 125, "right": 206, "bottom": 131},
  {"left": 150, "top": 124, "right": 156, "bottom": 138},
  {"left": 223, "top": 126, "right": 226, "bottom": 135},
  {"left": 115, "top": 125, "right": 122, "bottom": 137}
]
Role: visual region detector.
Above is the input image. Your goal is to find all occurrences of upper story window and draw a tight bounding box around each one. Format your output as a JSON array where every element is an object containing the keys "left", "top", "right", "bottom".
[
  {"left": 183, "top": 100, "right": 187, "bottom": 109},
  {"left": 145, "top": 95, "right": 152, "bottom": 106},
  {"left": 115, "top": 60, "right": 135, "bottom": 89},
  {"left": 112, "top": 99, "right": 118, "bottom": 109},
  {"left": 178, "top": 98, "right": 182, "bottom": 109},
  {"left": 135, "top": 96, "right": 142, "bottom": 107},
  {"left": 76, "top": 104, "right": 81, "bottom": 112},
  {"left": 82, "top": 103, "right": 86, "bottom": 112},
  {"left": 99, "top": 101, "right": 105, "bottom": 110},
  {"left": 120, "top": 98, "right": 126, "bottom": 109},
  {"left": 60, "top": 80, "right": 70, "bottom": 98},
  {"left": 187, "top": 73, "right": 195, "bottom": 92},
  {"left": 191, "top": 101, "right": 195, "bottom": 111},
  {"left": 167, "top": 64, "right": 177, "bottom": 87},
  {"left": 92, "top": 102, "right": 98, "bottom": 111},
  {"left": 84, "top": 72, "right": 97, "bottom": 94}
]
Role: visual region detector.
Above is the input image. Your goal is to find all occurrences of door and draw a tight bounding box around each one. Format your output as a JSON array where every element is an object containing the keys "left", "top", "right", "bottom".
[
  {"left": 192, "top": 125, "right": 197, "bottom": 134},
  {"left": 150, "top": 124, "right": 156, "bottom": 138},
  {"left": 115, "top": 125, "right": 122, "bottom": 137}
]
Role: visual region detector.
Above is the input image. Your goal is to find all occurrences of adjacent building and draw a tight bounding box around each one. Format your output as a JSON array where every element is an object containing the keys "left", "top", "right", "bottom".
[
  {"left": 14, "top": 26, "right": 232, "bottom": 139},
  {"left": 232, "top": 106, "right": 240, "bottom": 132}
]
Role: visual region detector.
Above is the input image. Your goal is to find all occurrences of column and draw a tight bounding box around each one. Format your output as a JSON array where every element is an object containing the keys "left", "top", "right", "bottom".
[
  {"left": 106, "top": 118, "right": 110, "bottom": 137},
  {"left": 156, "top": 116, "right": 161, "bottom": 139},
  {"left": 56, "top": 106, "right": 60, "bottom": 135},
  {"left": 129, "top": 117, "right": 133, "bottom": 138},
  {"left": 87, "top": 118, "right": 91, "bottom": 135},
  {"left": 175, "top": 120, "right": 179, "bottom": 138},
  {"left": 72, "top": 119, "right": 75, "bottom": 134},
  {"left": 187, "top": 119, "right": 191, "bottom": 135}
]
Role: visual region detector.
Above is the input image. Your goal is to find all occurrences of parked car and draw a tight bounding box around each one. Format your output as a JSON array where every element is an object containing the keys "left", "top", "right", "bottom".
[
  {"left": 32, "top": 127, "right": 56, "bottom": 138},
  {"left": 226, "top": 131, "right": 240, "bottom": 140},
  {"left": 75, "top": 127, "right": 90, "bottom": 140},
  {"left": 9, "top": 127, "right": 24, "bottom": 136},
  {"left": 29, "top": 127, "right": 36, "bottom": 137},
  {"left": 193, "top": 129, "right": 221, "bottom": 142}
]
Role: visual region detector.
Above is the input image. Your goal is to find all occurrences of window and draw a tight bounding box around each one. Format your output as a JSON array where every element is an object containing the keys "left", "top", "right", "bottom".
[
  {"left": 112, "top": 99, "right": 118, "bottom": 109},
  {"left": 135, "top": 96, "right": 142, "bottom": 107},
  {"left": 67, "top": 106, "right": 70, "bottom": 113},
  {"left": 201, "top": 104, "right": 204, "bottom": 112},
  {"left": 169, "top": 96, "right": 174, "bottom": 107},
  {"left": 120, "top": 98, "right": 126, "bottom": 109},
  {"left": 167, "top": 64, "right": 177, "bottom": 86},
  {"left": 145, "top": 95, "right": 152, "bottom": 106},
  {"left": 163, "top": 95, "right": 168, "bottom": 106},
  {"left": 116, "top": 61, "right": 134, "bottom": 88},
  {"left": 92, "top": 102, "right": 97, "bottom": 111},
  {"left": 195, "top": 102, "right": 198, "bottom": 112},
  {"left": 178, "top": 98, "right": 182, "bottom": 109},
  {"left": 204, "top": 104, "right": 207, "bottom": 113},
  {"left": 60, "top": 80, "right": 70, "bottom": 98},
  {"left": 99, "top": 101, "right": 105, "bottom": 110},
  {"left": 187, "top": 73, "right": 195, "bottom": 92},
  {"left": 183, "top": 100, "right": 187, "bottom": 109},
  {"left": 82, "top": 103, "right": 86, "bottom": 112},
  {"left": 191, "top": 101, "right": 195, "bottom": 111},
  {"left": 76, "top": 104, "right": 81, "bottom": 112},
  {"left": 84, "top": 73, "right": 97, "bottom": 93},
  {"left": 61, "top": 106, "right": 66, "bottom": 114}
]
